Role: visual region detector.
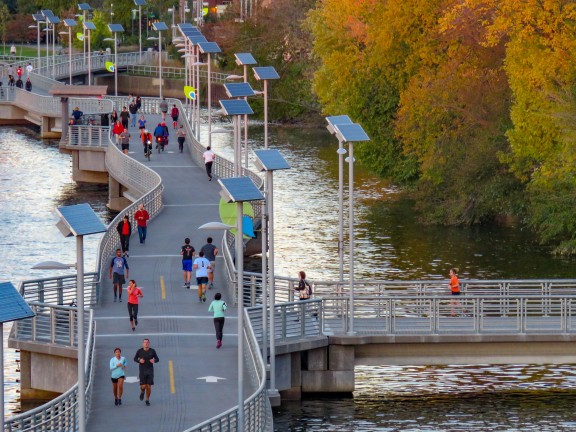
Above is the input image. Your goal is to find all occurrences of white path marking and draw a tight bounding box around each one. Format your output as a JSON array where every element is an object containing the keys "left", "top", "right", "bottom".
[{"left": 197, "top": 376, "right": 226, "bottom": 383}]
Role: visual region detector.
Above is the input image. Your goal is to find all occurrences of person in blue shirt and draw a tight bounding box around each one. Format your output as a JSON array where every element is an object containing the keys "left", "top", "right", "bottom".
[
  {"left": 71, "top": 107, "right": 83, "bottom": 123},
  {"left": 109, "top": 248, "right": 129, "bottom": 303},
  {"left": 110, "top": 347, "right": 127, "bottom": 406},
  {"left": 208, "top": 292, "right": 227, "bottom": 349}
]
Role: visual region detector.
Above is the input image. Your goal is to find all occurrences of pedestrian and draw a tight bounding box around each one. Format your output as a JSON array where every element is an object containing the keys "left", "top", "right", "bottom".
[
  {"left": 7, "top": 65, "right": 14, "bottom": 81},
  {"left": 180, "top": 237, "right": 195, "bottom": 288},
  {"left": 129, "top": 102, "right": 138, "bottom": 127},
  {"left": 295, "top": 270, "right": 312, "bottom": 300},
  {"left": 193, "top": 250, "right": 211, "bottom": 303},
  {"left": 134, "top": 204, "right": 150, "bottom": 244},
  {"left": 176, "top": 124, "right": 186, "bottom": 153},
  {"left": 110, "top": 109, "right": 118, "bottom": 124},
  {"left": 119, "top": 128, "right": 130, "bottom": 155},
  {"left": 101, "top": 112, "right": 109, "bottom": 127},
  {"left": 109, "top": 248, "right": 129, "bottom": 303},
  {"left": 201, "top": 237, "right": 218, "bottom": 289},
  {"left": 116, "top": 215, "right": 131, "bottom": 257},
  {"left": 127, "top": 280, "right": 143, "bottom": 331},
  {"left": 203, "top": 145, "right": 215, "bottom": 181},
  {"left": 134, "top": 338, "right": 159, "bottom": 406},
  {"left": 141, "top": 129, "right": 153, "bottom": 156},
  {"left": 159, "top": 97, "right": 168, "bottom": 120},
  {"left": 135, "top": 95, "right": 142, "bottom": 112},
  {"left": 26, "top": 63, "right": 33, "bottom": 76},
  {"left": 170, "top": 104, "right": 179, "bottom": 129},
  {"left": 10, "top": 45, "right": 16, "bottom": 56},
  {"left": 72, "top": 106, "right": 84, "bottom": 123},
  {"left": 110, "top": 347, "right": 127, "bottom": 406},
  {"left": 25, "top": 77, "right": 31, "bottom": 92},
  {"left": 112, "top": 120, "right": 123, "bottom": 145},
  {"left": 137, "top": 114, "right": 147, "bottom": 135},
  {"left": 15, "top": 78, "right": 23, "bottom": 89},
  {"left": 16, "top": 66, "right": 22, "bottom": 79},
  {"left": 208, "top": 292, "right": 227, "bottom": 349},
  {"left": 120, "top": 106, "right": 130, "bottom": 129},
  {"left": 8, "top": 76, "right": 14, "bottom": 87}
]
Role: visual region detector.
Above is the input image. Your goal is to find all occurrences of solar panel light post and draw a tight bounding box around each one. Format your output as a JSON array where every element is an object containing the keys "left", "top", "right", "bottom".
[
  {"left": 149, "top": 21, "right": 168, "bottom": 98},
  {"left": 62, "top": 19, "right": 78, "bottom": 85},
  {"left": 78, "top": 4, "right": 92, "bottom": 64},
  {"left": 41, "top": 10, "right": 55, "bottom": 75},
  {"left": 326, "top": 115, "right": 353, "bottom": 284},
  {"left": 253, "top": 149, "right": 290, "bottom": 406},
  {"left": 253, "top": 66, "right": 280, "bottom": 151},
  {"left": 332, "top": 123, "right": 370, "bottom": 335},
  {"left": 32, "top": 14, "right": 45, "bottom": 71},
  {"left": 219, "top": 99, "right": 254, "bottom": 177},
  {"left": 107, "top": 23, "right": 124, "bottom": 96},
  {"left": 133, "top": 0, "right": 146, "bottom": 62},
  {"left": 0, "top": 282, "right": 35, "bottom": 431},
  {"left": 218, "top": 177, "right": 265, "bottom": 432},
  {"left": 48, "top": 204, "right": 106, "bottom": 432},
  {"left": 83, "top": 21, "right": 96, "bottom": 86},
  {"left": 198, "top": 41, "right": 221, "bottom": 148},
  {"left": 45, "top": 13, "right": 61, "bottom": 78},
  {"left": 223, "top": 81, "right": 256, "bottom": 168},
  {"left": 234, "top": 53, "right": 257, "bottom": 168}
]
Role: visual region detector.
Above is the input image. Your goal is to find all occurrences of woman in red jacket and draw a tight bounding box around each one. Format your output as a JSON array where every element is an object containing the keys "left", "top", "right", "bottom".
[
  {"left": 116, "top": 215, "right": 132, "bottom": 257},
  {"left": 112, "top": 120, "right": 124, "bottom": 146}
]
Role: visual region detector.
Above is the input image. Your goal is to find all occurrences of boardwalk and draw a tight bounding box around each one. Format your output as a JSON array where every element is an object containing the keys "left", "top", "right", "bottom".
[{"left": 86, "top": 117, "right": 253, "bottom": 431}]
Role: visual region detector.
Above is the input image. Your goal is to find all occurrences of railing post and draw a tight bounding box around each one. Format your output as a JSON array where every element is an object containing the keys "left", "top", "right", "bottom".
[
  {"left": 57, "top": 278, "right": 64, "bottom": 305},
  {"left": 50, "top": 307, "right": 56, "bottom": 343}
]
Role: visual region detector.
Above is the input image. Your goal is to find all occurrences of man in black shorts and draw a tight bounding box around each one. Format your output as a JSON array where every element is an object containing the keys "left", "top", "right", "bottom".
[
  {"left": 134, "top": 338, "right": 159, "bottom": 406},
  {"left": 180, "top": 237, "right": 195, "bottom": 288}
]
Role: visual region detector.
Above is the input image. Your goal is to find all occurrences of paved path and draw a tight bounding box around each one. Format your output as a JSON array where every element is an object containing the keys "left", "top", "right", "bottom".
[{"left": 87, "top": 117, "right": 252, "bottom": 431}]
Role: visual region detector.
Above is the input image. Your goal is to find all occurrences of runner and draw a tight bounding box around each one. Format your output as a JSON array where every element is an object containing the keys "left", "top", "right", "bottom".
[
  {"left": 109, "top": 248, "right": 129, "bottom": 303},
  {"left": 127, "top": 280, "right": 143, "bottom": 331},
  {"left": 110, "top": 348, "right": 127, "bottom": 406},
  {"left": 180, "top": 238, "right": 195, "bottom": 288},
  {"left": 203, "top": 146, "right": 215, "bottom": 181},
  {"left": 133, "top": 338, "right": 159, "bottom": 406},
  {"left": 200, "top": 237, "right": 218, "bottom": 289},
  {"left": 134, "top": 204, "right": 150, "bottom": 245},
  {"left": 208, "top": 292, "right": 227, "bottom": 348},
  {"left": 193, "top": 250, "right": 211, "bottom": 302}
]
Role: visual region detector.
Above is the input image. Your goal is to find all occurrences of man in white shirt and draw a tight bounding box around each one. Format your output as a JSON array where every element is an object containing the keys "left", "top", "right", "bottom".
[
  {"left": 193, "top": 251, "right": 211, "bottom": 302},
  {"left": 26, "top": 63, "right": 33, "bottom": 76},
  {"left": 202, "top": 146, "right": 215, "bottom": 181}
]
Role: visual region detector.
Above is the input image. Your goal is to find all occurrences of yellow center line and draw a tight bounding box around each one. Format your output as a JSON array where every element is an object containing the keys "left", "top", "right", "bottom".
[
  {"left": 169, "top": 360, "right": 176, "bottom": 394},
  {"left": 160, "top": 275, "right": 166, "bottom": 300}
]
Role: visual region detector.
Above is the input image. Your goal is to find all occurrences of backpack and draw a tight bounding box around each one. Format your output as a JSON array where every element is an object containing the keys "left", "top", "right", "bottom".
[{"left": 298, "top": 279, "right": 312, "bottom": 299}]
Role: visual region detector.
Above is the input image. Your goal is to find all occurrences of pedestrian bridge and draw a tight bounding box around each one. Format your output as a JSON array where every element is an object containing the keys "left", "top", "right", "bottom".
[{"left": 4, "top": 51, "right": 576, "bottom": 431}]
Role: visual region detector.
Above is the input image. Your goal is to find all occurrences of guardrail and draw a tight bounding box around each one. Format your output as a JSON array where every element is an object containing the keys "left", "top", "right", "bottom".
[
  {"left": 5, "top": 309, "right": 96, "bottom": 432},
  {"left": 68, "top": 125, "right": 110, "bottom": 147},
  {"left": 126, "top": 64, "right": 231, "bottom": 83},
  {"left": 19, "top": 272, "right": 99, "bottom": 307},
  {"left": 183, "top": 308, "right": 270, "bottom": 432}
]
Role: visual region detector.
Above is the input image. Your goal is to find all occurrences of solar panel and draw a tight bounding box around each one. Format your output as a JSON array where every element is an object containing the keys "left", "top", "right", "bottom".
[
  {"left": 224, "top": 82, "right": 255, "bottom": 98},
  {"left": 326, "top": 115, "right": 353, "bottom": 127},
  {"left": 234, "top": 53, "right": 256, "bottom": 65},
  {"left": 152, "top": 21, "right": 168, "bottom": 31},
  {"left": 56, "top": 203, "right": 107, "bottom": 237},
  {"left": 64, "top": 19, "right": 77, "bottom": 27},
  {"left": 47, "top": 15, "right": 61, "bottom": 24},
  {"left": 108, "top": 23, "right": 124, "bottom": 33},
  {"left": 186, "top": 34, "right": 207, "bottom": 44},
  {"left": 78, "top": 3, "right": 92, "bottom": 10},
  {"left": 182, "top": 28, "right": 201, "bottom": 36},
  {"left": 133, "top": 0, "right": 147, "bottom": 5},
  {"left": 178, "top": 23, "right": 196, "bottom": 31},
  {"left": 219, "top": 177, "right": 265, "bottom": 203},
  {"left": 41, "top": 9, "right": 55, "bottom": 17},
  {"left": 253, "top": 66, "right": 280, "bottom": 81},
  {"left": 197, "top": 42, "right": 221, "bottom": 54},
  {"left": 254, "top": 149, "right": 290, "bottom": 171},
  {"left": 84, "top": 21, "right": 96, "bottom": 30},
  {"left": 333, "top": 123, "right": 370, "bottom": 142},
  {"left": 0, "top": 282, "right": 35, "bottom": 324},
  {"left": 219, "top": 99, "right": 254, "bottom": 116},
  {"left": 33, "top": 13, "right": 45, "bottom": 22}
]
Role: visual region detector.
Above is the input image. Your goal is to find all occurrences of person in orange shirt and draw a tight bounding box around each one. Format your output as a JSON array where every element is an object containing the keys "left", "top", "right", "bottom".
[
  {"left": 449, "top": 268, "right": 460, "bottom": 295},
  {"left": 127, "top": 280, "right": 143, "bottom": 331}
]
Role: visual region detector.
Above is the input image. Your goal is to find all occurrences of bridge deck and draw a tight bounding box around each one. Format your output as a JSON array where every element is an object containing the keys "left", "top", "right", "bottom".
[{"left": 86, "top": 117, "right": 251, "bottom": 431}]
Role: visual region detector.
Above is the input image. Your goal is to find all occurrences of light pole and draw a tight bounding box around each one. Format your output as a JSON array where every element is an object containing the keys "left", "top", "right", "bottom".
[
  {"left": 218, "top": 177, "right": 264, "bottom": 432},
  {"left": 134, "top": 0, "right": 146, "bottom": 62},
  {"left": 35, "top": 204, "right": 106, "bottom": 432},
  {"left": 253, "top": 149, "right": 290, "bottom": 404},
  {"left": 78, "top": 4, "right": 91, "bottom": 64},
  {"left": 167, "top": 6, "right": 176, "bottom": 39},
  {"left": 48, "top": 15, "right": 60, "bottom": 79},
  {"left": 149, "top": 21, "right": 168, "bottom": 98},
  {"left": 234, "top": 53, "right": 257, "bottom": 168},
  {"left": 332, "top": 122, "right": 370, "bottom": 335},
  {"left": 326, "top": 115, "right": 353, "bottom": 283},
  {"left": 189, "top": 33, "right": 207, "bottom": 139},
  {"left": 32, "top": 14, "right": 45, "bottom": 71},
  {"left": 253, "top": 66, "right": 280, "bottom": 150},
  {"left": 62, "top": 19, "right": 78, "bottom": 85},
  {"left": 84, "top": 22, "right": 95, "bottom": 86},
  {"left": 106, "top": 23, "right": 124, "bottom": 97},
  {"left": 223, "top": 82, "right": 256, "bottom": 169},
  {"left": 41, "top": 10, "right": 54, "bottom": 75},
  {"left": 198, "top": 41, "right": 221, "bottom": 149}
]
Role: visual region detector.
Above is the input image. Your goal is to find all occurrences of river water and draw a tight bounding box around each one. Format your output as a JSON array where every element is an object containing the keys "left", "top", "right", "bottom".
[{"left": 2, "top": 124, "right": 576, "bottom": 429}]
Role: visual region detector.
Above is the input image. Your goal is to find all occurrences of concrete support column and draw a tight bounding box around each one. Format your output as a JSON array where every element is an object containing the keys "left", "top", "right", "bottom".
[
  {"left": 61, "top": 97, "right": 69, "bottom": 142},
  {"left": 108, "top": 176, "right": 130, "bottom": 211}
]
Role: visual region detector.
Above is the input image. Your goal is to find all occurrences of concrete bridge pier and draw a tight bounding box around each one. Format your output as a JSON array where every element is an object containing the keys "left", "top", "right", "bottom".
[{"left": 108, "top": 175, "right": 132, "bottom": 211}]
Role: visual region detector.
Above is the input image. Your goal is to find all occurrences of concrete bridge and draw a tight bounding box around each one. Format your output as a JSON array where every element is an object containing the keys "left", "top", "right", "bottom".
[{"left": 4, "top": 49, "right": 576, "bottom": 432}]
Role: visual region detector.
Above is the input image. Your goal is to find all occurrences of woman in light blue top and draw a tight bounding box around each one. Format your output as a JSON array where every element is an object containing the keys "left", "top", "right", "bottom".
[
  {"left": 208, "top": 292, "right": 227, "bottom": 349},
  {"left": 110, "top": 347, "right": 127, "bottom": 406}
]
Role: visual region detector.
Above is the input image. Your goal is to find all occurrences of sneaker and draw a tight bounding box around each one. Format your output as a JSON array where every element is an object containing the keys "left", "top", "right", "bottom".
[
  {"left": 139, "top": 390, "right": 144, "bottom": 401},
  {"left": 198, "top": 297, "right": 203, "bottom": 303},
  {"left": 202, "top": 293, "right": 206, "bottom": 302},
  {"left": 132, "top": 327, "right": 135, "bottom": 331},
  {"left": 118, "top": 399, "right": 122, "bottom": 405},
  {"left": 114, "top": 296, "right": 117, "bottom": 303},
  {"left": 209, "top": 283, "right": 213, "bottom": 289},
  {"left": 145, "top": 400, "right": 151, "bottom": 406},
  {"left": 119, "top": 297, "right": 122, "bottom": 303},
  {"left": 135, "top": 319, "right": 138, "bottom": 326},
  {"left": 115, "top": 398, "right": 119, "bottom": 406},
  {"left": 183, "top": 283, "right": 189, "bottom": 288},
  {"left": 217, "top": 340, "right": 222, "bottom": 349}
]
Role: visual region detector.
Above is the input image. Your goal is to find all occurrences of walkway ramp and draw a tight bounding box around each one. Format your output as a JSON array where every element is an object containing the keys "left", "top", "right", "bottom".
[{"left": 87, "top": 117, "right": 254, "bottom": 431}]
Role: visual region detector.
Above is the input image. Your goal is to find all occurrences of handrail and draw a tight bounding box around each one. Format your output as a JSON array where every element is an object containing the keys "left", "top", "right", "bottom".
[
  {"left": 126, "top": 64, "right": 231, "bottom": 83},
  {"left": 19, "top": 272, "right": 99, "bottom": 307},
  {"left": 5, "top": 309, "right": 96, "bottom": 432}
]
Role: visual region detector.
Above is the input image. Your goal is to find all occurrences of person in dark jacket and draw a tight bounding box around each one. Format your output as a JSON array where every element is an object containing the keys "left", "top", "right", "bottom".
[
  {"left": 15, "top": 78, "right": 23, "bottom": 89},
  {"left": 24, "top": 78, "right": 32, "bottom": 91},
  {"left": 116, "top": 215, "right": 132, "bottom": 257},
  {"left": 72, "top": 107, "right": 84, "bottom": 123},
  {"left": 129, "top": 102, "right": 138, "bottom": 127},
  {"left": 101, "top": 113, "right": 110, "bottom": 127}
]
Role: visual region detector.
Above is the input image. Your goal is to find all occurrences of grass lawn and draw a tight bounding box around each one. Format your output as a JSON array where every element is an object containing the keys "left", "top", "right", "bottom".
[{"left": 0, "top": 46, "right": 47, "bottom": 57}]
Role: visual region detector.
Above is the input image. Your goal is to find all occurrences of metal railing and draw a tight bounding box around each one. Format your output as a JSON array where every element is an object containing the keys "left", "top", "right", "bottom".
[
  {"left": 68, "top": 125, "right": 110, "bottom": 147},
  {"left": 19, "top": 273, "right": 99, "bottom": 307},
  {"left": 5, "top": 309, "right": 96, "bottom": 432},
  {"left": 183, "top": 308, "right": 270, "bottom": 432},
  {"left": 126, "top": 64, "right": 231, "bottom": 83}
]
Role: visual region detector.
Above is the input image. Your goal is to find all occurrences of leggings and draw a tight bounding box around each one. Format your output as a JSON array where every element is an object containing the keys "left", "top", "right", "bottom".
[
  {"left": 213, "top": 317, "right": 225, "bottom": 341},
  {"left": 128, "top": 303, "right": 139, "bottom": 322}
]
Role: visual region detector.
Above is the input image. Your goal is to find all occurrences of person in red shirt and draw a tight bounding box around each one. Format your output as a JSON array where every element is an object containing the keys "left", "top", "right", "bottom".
[
  {"left": 449, "top": 268, "right": 461, "bottom": 316},
  {"left": 127, "top": 280, "right": 143, "bottom": 331},
  {"left": 116, "top": 215, "right": 132, "bottom": 257},
  {"left": 112, "top": 120, "right": 124, "bottom": 146},
  {"left": 134, "top": 204, "right": 150, "bottom": 245}
]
